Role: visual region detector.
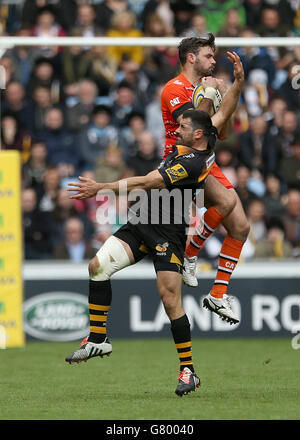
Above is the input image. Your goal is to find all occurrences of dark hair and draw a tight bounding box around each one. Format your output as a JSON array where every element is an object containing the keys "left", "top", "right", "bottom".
[
  {"left": 178, "top": 33, "right": 216, "bottom": 66},
  {"left": 182, "top": 109, "right": 213, "bottom": 140},
  {"left": 267, "top": 217, "right": 285, "bottom": 232},
  {"left": 92, "top": 105, "right": 112, "bottom": 116}
]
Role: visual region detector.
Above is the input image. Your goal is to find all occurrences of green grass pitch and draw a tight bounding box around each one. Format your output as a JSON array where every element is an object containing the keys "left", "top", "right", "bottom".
[{"left": 0, "top": 338, "right": 299, "bottom": 420}]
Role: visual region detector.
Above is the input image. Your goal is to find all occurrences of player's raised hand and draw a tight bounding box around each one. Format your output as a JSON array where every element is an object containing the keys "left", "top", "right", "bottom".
[
  {"left": 67, "top": 176, "right": 101, "bottom": 199},
  {"left": 227, "top": 51, "right": 244, "bottom": 83}
]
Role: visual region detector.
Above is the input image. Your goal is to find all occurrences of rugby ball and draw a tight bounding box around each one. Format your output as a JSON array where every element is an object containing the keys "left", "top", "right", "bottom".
[{"left": 192, "top": 84, "right": 222, "bottom": 115}]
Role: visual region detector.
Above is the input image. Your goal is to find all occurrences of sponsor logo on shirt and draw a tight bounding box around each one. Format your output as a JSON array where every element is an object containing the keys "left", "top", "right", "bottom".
[
  {"left": 165, "top": 164, "right": 188, "bottom": 183},
  {"left": 170, "top": 97, "right": 180, "bottom": 107}
]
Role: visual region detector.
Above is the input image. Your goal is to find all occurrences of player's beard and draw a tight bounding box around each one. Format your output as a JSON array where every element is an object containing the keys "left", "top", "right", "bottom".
[
  {"left": 176, "top": 133, "right": 193, "bottom": 147},
  {"left": 194, "top": 58, "right": 214, "bottom": 79}
]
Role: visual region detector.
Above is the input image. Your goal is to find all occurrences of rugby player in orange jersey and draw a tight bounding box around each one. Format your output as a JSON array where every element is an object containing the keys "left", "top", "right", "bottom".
[{"left": 161, "top": 34, "right": 250, "bottom": 315}]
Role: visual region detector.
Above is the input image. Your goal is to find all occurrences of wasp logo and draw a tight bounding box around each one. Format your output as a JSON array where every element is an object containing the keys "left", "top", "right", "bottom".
[{"left": 155, "top": 242, "right": 169, "bottom": 255}]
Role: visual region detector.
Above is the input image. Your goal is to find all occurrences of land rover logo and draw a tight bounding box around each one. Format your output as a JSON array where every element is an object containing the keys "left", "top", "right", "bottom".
[{"left": 23, "top": 292, "right": 89, "bottom": 341}]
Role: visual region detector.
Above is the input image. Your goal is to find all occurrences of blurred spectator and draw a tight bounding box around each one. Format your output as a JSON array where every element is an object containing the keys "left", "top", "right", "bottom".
[
  {"left": 77, "top": 105, "right": 119, "bottom": 170},
  {"left": 65, "top": 79, "right": 98, "bottom": 133},
  {"left": 277, "top": 110, "right": 298, "bottom": 158},
  {"left": 218, "top": 7, "right": 245, "bottom": 37},
  {"left": 39, "top": 107, "right": 79, "bottom": 176},
  {"left": 215, "top": 145, "right": 237, "bottom": 187},
  {"left": 256, "top": 6, "right": 291, "bottom": 71},
  {"left": 38, "top": 165, "right": 61, "bottom": 212},
  {"left": 115, "top": 59, "right": 152, "bottom": 106},
  {"left": 94, "top": 144, "right": 133, "bottom": 183},
  {"left": 22, "top": 187, "right": 53, "bottom": 260},
  {"left": 85, "top": 43, "right": 118, "bottom": 96},
  {"left": 111, "top": 81, "right": 144, "bottom": 129},
  {"left": 282, "top": 189, "right": 300, "bottom": 253},
  {"left": 200, "top": 0, "right": 246, "bottom": 34},
  {"left": 127, "top": 130, "right": 160, "bottom": 176},
  {"left": 49, "top": 187, "right": 93, "bottom": 247},
  {"left": 54, "top": 217, "right": 95, "bottom": 262},
  {"left": 266, "top": 96, "right": 287, "bottom": 136},
  {"left": 231, "top": 28, "right": 276, "bottom": 85},
  {"left": 31, "top": 6, "right": 67, "bottom": 58},
  {"left": 127, "top": 0, "right": 149, "bottom": 28},
  {"left": 27, "top": 57, "right": 60, "bottom": 102},
  {"left": 144, "top": 43, "right": 180, "bottom": 84},
  {"left": 70, "top": 4, "right": 103, "bottom": 41},
  {"left": 55, "top": 34, "right": 90, "bottom": 89},
  {"left": 1, "top": 113, "right": 32, "bottom": 164},
  {"left": 254, "top": 217, "right": 293, "bottom": 259},
  {"left": 243, "top": 68, "right": 269, "bottom": 117},
  {"left": 25, "top": 85, "right": 53, "bottom": 134},
  {"left": 2, "top": 81, "right": 30, "bottom": 130},
  {"left": 141, "top": 0, "right": 175, "bottom": 34},
  {"left": 142, "top": 12, "right": 175, "bottom": 83},
  {"left": 119, "top": 110, "right": 147, "bottom": 159},
  {"left": 243, "top": 0, "right": 264, "bottom": 31},
  {"left": 278, "top": 61, "right": 300, "bottom": 112},
  {"left": 239, "top": 115, "right": 280, "bottom": 177},
  {"left": 107, "top": 10, "right": 144, "bottom": 66},
  {"left": 234, "top": 165, "right": 257, "bottom": 210},
  {"left": 263, "top": 174, "right": 287, "bottom": 220},
  {"left": 94, "top": 0, "right": 129, "bottom": 33},
  {"left": 22, "top": 140, "right": 48, "bottom": 192},
  {"left": 281, "top": 135, "right": 300, "bottom": 190},
  {"left": 256, "top": 6, "right": 289, "bottom": 37},
  {"left": 246, "top": 198, "right": 267, "bottom": 247},
  {"left": 144, "top": 12, "right": 169, "bottom": 37},
  {"left": 3, "top": 28, "right": 40, "bottom": 87},
  {"left": 171, "top": 1, "right": 196, "bottom": 36},
  {"left": 181, "top": 12, "right": 207, "bottom": 37},
  {"left": 21, "top": 0, "right": 60, "bottom": 28}
]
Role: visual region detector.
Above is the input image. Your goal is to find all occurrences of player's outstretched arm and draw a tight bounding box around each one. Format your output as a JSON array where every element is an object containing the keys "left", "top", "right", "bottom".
[
  {"left": 68, "top": 170, "right": 166, "bottom": 200},
  {"left": 211, "top": 51, "right": 244, "bottom": 133}
]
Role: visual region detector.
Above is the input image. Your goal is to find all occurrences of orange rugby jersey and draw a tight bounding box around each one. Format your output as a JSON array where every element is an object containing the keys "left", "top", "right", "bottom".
[
  {"left": 161, "top": 72, "right": 194, "bottom": 159},
  {"left": 161, "top": 72, "right": 233, "bottom": 189}
]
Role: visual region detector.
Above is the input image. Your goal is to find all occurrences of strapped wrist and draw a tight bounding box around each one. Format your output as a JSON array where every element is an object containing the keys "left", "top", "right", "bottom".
[{"left": 203, "top": 87, "right": 216, "bottom": 101}]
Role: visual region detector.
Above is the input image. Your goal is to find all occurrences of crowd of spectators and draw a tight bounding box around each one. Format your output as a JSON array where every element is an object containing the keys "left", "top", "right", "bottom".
[{"left": 1, "top": 0, "right": 300, "bottom": 264}]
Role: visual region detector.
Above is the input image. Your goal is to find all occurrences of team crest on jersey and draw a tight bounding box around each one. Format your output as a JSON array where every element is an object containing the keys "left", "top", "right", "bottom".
[
  {"left": 156, "top": 242, "right": 169, "bottom": 255},
  {"left": 165, "top": 164, "right": 188, "bottom": 183}
]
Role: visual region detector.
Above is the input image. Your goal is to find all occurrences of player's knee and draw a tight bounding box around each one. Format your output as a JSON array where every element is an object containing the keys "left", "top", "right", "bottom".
[{"left": 89, "top": 235, "right": 131, "bottom": 281}]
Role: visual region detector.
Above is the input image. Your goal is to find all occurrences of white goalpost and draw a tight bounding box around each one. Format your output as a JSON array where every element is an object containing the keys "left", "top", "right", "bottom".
[{"left": 0, "top": 36, "right": 300, "bottom": 49}]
